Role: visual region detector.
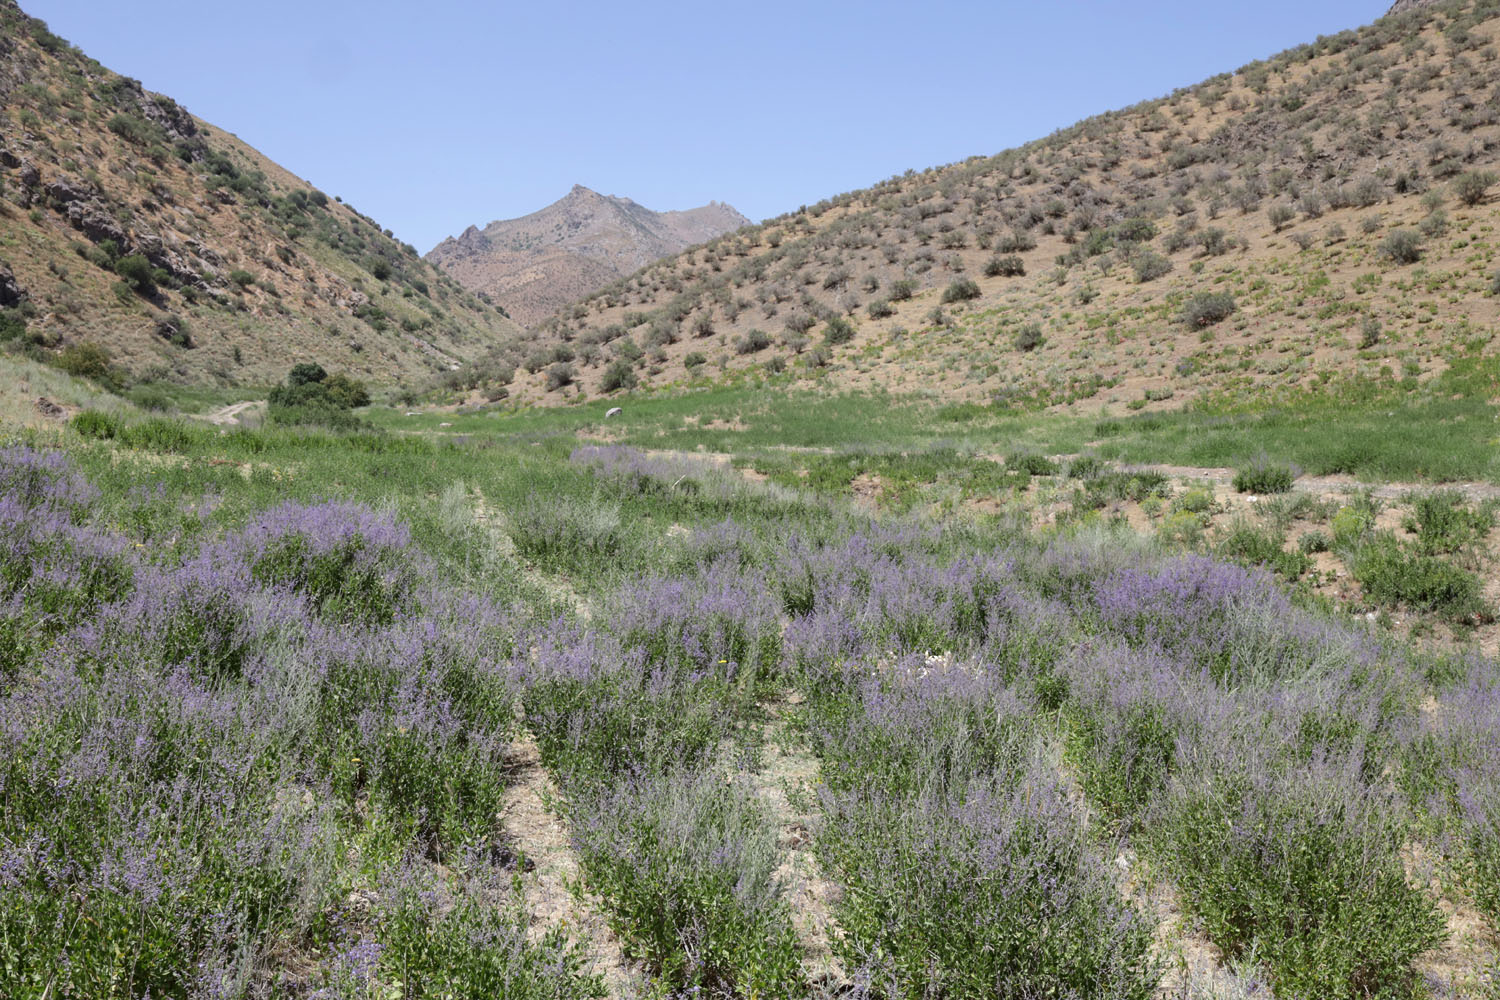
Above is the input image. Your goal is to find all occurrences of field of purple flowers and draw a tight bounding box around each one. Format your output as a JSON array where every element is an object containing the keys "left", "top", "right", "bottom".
[{"left": 2, "top": 427, "right": 1497, "bottom": 998}]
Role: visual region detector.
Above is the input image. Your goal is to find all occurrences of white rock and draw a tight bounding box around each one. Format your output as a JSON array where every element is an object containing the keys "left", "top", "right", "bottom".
[{"left": 605, "top": 407, "right": 623, "bottom": 419}]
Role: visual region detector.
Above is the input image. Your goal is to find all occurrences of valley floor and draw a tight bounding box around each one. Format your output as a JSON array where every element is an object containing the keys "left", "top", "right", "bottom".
[{"left": 2, "top": 383, "right": 1498, "bottom": 999}]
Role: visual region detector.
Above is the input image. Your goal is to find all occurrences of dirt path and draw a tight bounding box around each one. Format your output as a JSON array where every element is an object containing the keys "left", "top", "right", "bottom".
[
  {"left": 750, "top": 692, "right": 847, "bottom": 991},
  {"left": 1129, "top": 463, "right": 1500, "bottom": 502},
  {"left": 500, "top": 733, "right": 644, "bottom": 997},
  {"left": 203, "top": 400, "right": 265, "bottom": 426}
]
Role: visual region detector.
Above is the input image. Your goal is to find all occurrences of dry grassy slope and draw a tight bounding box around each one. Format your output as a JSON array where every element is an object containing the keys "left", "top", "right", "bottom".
[
  {"left": 484, "top": 0, "right": 1500, "bottom": 411},
  {"left": 0, "top": 1, "right": 520, "bottom": 388},
  {"left": 427, "top": 185, "right": 750, "bottom": 327}
]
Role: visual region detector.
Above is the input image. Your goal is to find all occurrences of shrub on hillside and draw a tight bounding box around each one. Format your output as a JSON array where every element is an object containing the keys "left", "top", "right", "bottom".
[
  {"left": 941, "top": 277, "right": 981, "bottom": 303},
  {"left": 1379, "top": 229, "right": 1422, "bottom": 264},
  {"left": 888, "top": 278, "right": 919, "bottom": 301},
  {"left": 1452, "top": 170, "right": 1496, "bottom": 207},
  {"left": 1012, "top": 323, "right": 1046, "bottom": 352},
  {"left": 1132, "top": 251, "right": 1172, "bottom": 283},
  {"left": 1182, "top": 293, "right": 1236, "bottom": 328},
  {"left": 823, "top": 317, "right": 856, "bottom": 346},
  {"left": 984, "top": 255, "right": 1026, "bottom": 277},
  {"left": 596, "top": 359, "right": 634, "bottom": 392},
  {"left": 56, "top": 342, "right": 116, "bottom": 385}
]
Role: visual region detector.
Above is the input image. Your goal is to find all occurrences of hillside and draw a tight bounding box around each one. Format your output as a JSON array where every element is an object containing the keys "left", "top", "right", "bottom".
[
  {"left": 427, "top": 185, "right": 749, "bottom": 326},
  {"left": 473, "top": 0, "right": 1500, "bottom": 411},
  {"left": 0, "top": 1, "right": 520, "bottom": 389}
]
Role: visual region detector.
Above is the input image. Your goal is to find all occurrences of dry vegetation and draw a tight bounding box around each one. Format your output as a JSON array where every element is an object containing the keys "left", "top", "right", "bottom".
[
  {"left": 471, "top": 0, "right": 1500, "bottom": 413},
  {"left": 0, "top": 1, "right": 518, "bottom": 389}
]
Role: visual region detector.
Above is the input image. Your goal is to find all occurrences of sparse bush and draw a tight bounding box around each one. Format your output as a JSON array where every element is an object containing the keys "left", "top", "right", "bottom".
[
  {"left": 867, "top": 299, "right": 895, "bottom": 318},
  {"left": 1268, "top": 203, "right": 1295, "bottom": 231}
]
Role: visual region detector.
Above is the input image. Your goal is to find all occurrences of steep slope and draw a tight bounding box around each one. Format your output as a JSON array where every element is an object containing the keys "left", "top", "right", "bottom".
[
  {"left": 475, "top": 0, "right": 1500, "bottom": 411},
  {"left": 0, "top": 1, "right": 520, "bottom": 388},
  {"left": 427, "top": 185, "right": 749, "bottom": 326}
]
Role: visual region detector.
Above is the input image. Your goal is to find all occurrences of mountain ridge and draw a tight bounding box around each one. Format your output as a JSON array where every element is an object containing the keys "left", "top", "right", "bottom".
[
  {"left": 427, "top": 185, "right": 749, "bottom": 327},
  {"left": 463, "top": 0, "right": 1500, "bottom": 410},
  {"left": 0, "top": 0, "right": 520, "bottom": 389}
]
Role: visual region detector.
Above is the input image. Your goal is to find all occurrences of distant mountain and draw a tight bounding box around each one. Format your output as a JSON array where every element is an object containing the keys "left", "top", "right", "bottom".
[
  {"left": 427, "top": 186, "right": 750, "bottom": 326},
  {"left": 0, "top": 1, "right": 519, "bottom": 388}
]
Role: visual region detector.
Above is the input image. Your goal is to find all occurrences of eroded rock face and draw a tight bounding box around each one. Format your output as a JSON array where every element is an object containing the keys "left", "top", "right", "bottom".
[
  {"left": 66, "top": 200, "right": 127, "bottom": 246},
  {"left": 0, "top": 261, "right": 25, "bottom": 308}
]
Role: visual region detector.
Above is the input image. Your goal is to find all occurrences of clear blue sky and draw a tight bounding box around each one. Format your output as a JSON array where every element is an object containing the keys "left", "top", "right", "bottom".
[{"left": 22, "top": 1, "right": 1387, "bottom": 253}]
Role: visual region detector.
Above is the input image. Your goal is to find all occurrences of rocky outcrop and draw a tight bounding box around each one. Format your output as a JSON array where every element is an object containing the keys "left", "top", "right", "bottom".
[
  {"left": 0, "top": 260, "right": 25, "bottom": 307},
  {"left": 427, "top": 185, "right": 750, "bottom": 326}
]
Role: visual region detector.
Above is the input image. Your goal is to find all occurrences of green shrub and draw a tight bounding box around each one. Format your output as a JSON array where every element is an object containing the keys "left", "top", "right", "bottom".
[
  {"left": 888, "top": 278, "right": 919, "bottom": 301},
  {"left": 734, "top": 329, "right": 773, "bottom": 354},
  {"left": 1131, "top": 251, "right": 1172, "bottom": 283},
  {"left": 1403, "top": 491, "right": 1494, "bottom": 556},
  {"left": 545, "top": 362, "right": 576, "bottom": 391},
  {"left": 867, "top": 299, "right": 895, "bottom": 318},
  {"left": 1452, "top": 170, "right": 1496, "bottom": 207},
  {"left": 1379, "top": 229, "right": 1422, "bottom": 265},
  {"left": 1010, "top": 453, "right": 1058, "bottom": 476},
  {"left": 1299, "top": 530, "right": 1330, "bottom": 554},
  {"left": 1182, "top": 292, "right": 1237, "bottom": 328},
  {"left": 941, "top": 277, "right": 981, "bottom": 303},
  {"left": 823, "top": 316, "right": 856, "bottom": 345},
  {"left": 601, "top": 359, "right": 638, "bottom": 392},
  {"left": 227, "top": 269, "right": 256, "bottom": 288},
  {"left": 70, "top": 409, "right": 120, "bottom": 440},
  {"left": 113, "top": 254, "right": 159, "bottom": 296},
  {"left": 1353, "top": 536, "right": 1489, "bottom": 621},
  {"left": 1161, "top": 775, "right": 1445, "bottom": 1000},
  {"left": 1012, "top": 322, "right": 1045, "bottom": 352},
  {"left": 983, "top": 255, "right": 1026, "bottom": 277},
  {"left": 56, "top": 342, "right": 115, "bottom": 385},
  {"left": 1217, "top": 522, "right": 1309, "bottom": 581},
  {"left": 1231, "top": 462, "right": 1294, "bottom": 494},
  {"left": 1173, "top": 489, "right": 1214, "bottom": 514}
]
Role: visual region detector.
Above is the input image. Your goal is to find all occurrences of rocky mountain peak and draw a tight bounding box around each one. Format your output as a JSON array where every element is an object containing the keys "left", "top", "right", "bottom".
[{"left": 427, "top": 189, "right": 750, "bottom": 326}]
